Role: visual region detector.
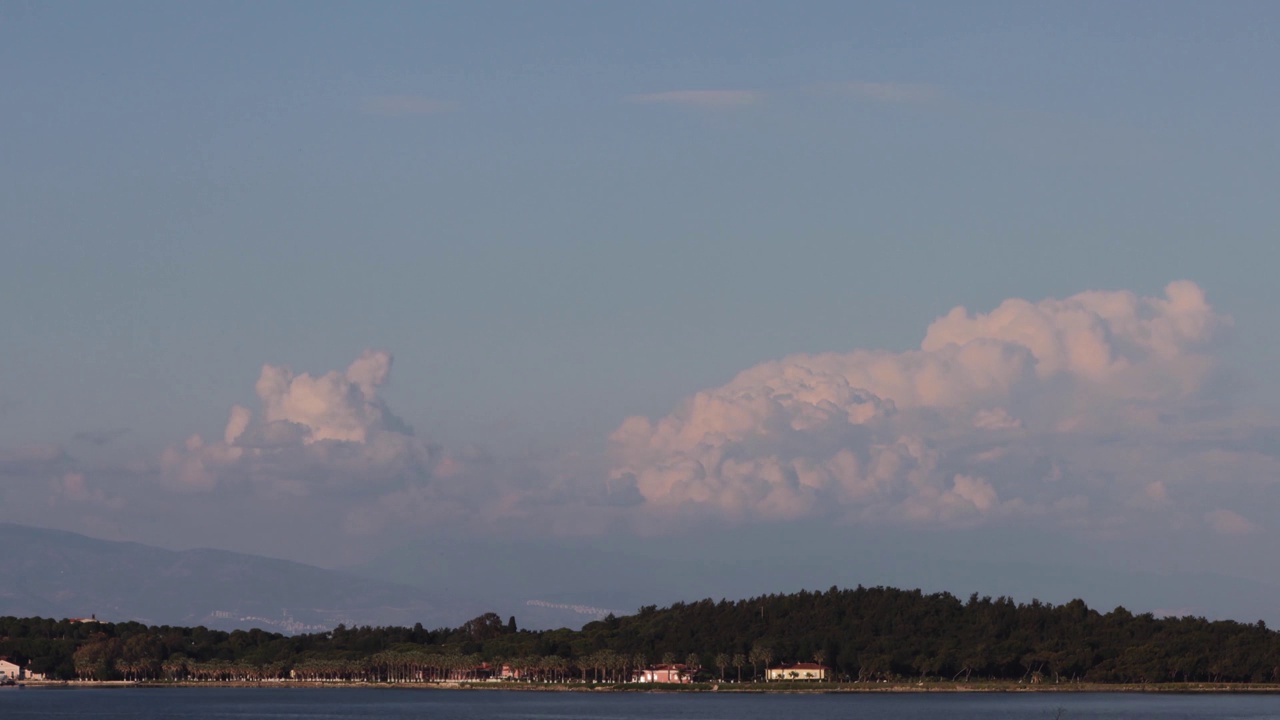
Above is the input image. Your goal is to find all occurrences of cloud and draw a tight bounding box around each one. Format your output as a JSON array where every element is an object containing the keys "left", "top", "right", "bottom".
[
  {"left": 625, "top": 90, "right": 763, "bottom": 109},
  {"left": 49, "top": 471, "right": 124, "bottom": 510},
  {"left": 146, "top": 349, "right": 579, "bottom": 555},
  {"left": 361, "top": 95, "right": 457, "bottom": 117},
  {"left": 1143, "top": 480, "right": 1170, "bottom": 505},
  {"left": 249, "top": 349, "right": 408, "bottom": 445},
  {"left": 609, "top": 282, "right": 1245, "bottom": 529},
  {"left": 972, "top": 408, "right": 1024, "bottom": 430},
  {"left": 14, "top": 283, "right": 1270, "bottom": 566},
  {"left": 1205, "top": 509, "right": 1259, "bottom": 536},
  {"left": 160, "top": 351, "right": 439, "bottom": 499},
  {"left": 0, "top": 445, "right": 68, "bottom": 476},
  {"left": 224, "top": 405, "right": 251, "bottom": 446}
]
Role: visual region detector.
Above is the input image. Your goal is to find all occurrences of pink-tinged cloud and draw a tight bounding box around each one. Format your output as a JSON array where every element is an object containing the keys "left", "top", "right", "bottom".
[
  {"left": 49, "top": 471, "right": 124, "bottom": 510},
  {"left": 153, "top": 351, "right": 531, "bottom": 545},
  {"left": 361, "top": 95, "right": 457, "bottom": 117},
  {"left": 625, "top": 90, "right": 763, "bottom": 109},
  {"left": 160, "top": 351, "right": 436, "bottom": 495},
  {"left": 252, "top": 349, "right": 401, "bottom": 445},
  {"left": 224, "top": 405, "right": 251, "bottom": 445},
  {"left": 609, "top": 282, "right": 1238, "bottom": 527},
  {"left": 54, "top": 472, "right": 91, "bottom": 502},
  {"left": 922, "top": 280, "right": 1223, "bottom": 388},
  {"left": 1205, "top": 509, "right": 1259, "bottom": 536}
]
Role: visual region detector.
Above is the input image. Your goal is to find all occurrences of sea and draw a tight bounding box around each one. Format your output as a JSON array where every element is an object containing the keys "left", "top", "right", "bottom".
[{"left": 1, "top": 687, "right": 1278, "bottom": 720}]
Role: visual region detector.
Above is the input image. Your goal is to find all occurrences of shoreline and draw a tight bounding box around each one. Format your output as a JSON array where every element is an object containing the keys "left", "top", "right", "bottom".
[{"left": 16, "top": 680, "right": 1280, "bottom": 694}]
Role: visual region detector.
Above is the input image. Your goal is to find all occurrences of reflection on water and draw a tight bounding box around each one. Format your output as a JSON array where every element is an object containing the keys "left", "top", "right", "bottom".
[{"left": 1, "top": 688, "right": 1278, "bottom": 720}]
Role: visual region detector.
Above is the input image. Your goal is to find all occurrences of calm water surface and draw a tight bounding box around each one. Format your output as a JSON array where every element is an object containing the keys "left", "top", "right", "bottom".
[{"left": 2, "top": 688, "right": 1278, "bottom": 720}]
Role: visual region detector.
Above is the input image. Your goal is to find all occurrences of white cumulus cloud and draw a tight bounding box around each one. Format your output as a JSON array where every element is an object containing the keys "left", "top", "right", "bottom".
[
  {"left": 160, "top": 351, "right": 442, "bottom": 505},
  {"left": 250, "top": 349, "right": 406, "bottom": 445},
  {"left": 609, "top": 282, "right": 1241, "bottom": 528}
]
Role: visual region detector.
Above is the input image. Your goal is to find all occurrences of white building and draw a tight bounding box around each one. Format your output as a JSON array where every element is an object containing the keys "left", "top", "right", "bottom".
[
  {"left": 0, "top": 658, "right": 23, "bottom": 681},
  {"left": 766, "top": 662, "right": 829, "bottom": 681},
  {"left": 632, "top": 664, "right": 691, "bottom": 683}
]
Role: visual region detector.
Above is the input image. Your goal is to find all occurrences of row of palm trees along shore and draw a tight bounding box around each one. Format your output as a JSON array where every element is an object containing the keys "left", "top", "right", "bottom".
[{"left": 88, "top": 650, "right": 827, "bottom": 685}]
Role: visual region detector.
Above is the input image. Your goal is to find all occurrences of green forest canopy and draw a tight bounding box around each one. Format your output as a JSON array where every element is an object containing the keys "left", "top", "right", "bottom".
[{"left": 2, "top": 585, "right": 1277, "bottom": 684}]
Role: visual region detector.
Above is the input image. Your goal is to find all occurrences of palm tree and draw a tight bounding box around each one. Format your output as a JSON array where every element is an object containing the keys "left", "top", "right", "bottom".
[
  {"left": 611, "top": 651, "right": 629, "bottom": 683},
  {"left": 546, "top": 655, "right": 567, "bottom": 683},
  {"left": 162, "top": 656, "right": 188, "bottom": 681},
  {"left": 715, "top": 653, "right": 729, "bottom": 681},
  {"left": 813, "top": 648, "right": 828, "bottom": 680},
  {"left": 588, "top": 651, "right": 605, "bottom": 683},
  {"left": 684, "top": 653, "right": 700, "bottom": 682},
  {"left": 631, "top": 652, "right": 647, "bottom": 683},
  {"left": 732, "top": 653, "right": 746, "bottom": 683},
  {"left": 749, "top": 644, "right": 773, "bottom": 681}
]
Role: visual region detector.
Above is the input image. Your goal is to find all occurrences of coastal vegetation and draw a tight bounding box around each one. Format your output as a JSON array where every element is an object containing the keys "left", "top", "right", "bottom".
[{"left": 1, "top": 586, "right": 1277, "bottom": 685}]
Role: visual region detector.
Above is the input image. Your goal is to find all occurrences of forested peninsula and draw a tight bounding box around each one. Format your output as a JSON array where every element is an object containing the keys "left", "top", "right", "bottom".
[{"left": 3, "top": 586, "right": 1278, "bottom": 687}]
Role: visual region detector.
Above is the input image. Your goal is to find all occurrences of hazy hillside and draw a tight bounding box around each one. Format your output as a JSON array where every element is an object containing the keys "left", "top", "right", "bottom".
[
  {"left": 350, "top": 528, "right": 1280, "bottom": 632},
  {"left": 0, "top": 523, "right": 466, "bottom": 632}
]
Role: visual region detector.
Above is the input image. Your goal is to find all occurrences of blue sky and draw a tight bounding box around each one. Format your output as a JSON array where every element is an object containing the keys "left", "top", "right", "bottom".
[{"left": 3, "top": 2, "right": 1280, "bottom": 624}]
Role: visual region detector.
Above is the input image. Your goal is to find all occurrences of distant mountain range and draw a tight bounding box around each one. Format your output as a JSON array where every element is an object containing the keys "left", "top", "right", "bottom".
[{"left": 0, "top": 523, "right": 469, "bottom": 632}]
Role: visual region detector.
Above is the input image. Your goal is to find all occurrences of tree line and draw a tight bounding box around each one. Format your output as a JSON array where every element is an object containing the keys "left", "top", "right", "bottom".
[{"left": 2, "top": 585, "right": 1278, "bottom": 684}]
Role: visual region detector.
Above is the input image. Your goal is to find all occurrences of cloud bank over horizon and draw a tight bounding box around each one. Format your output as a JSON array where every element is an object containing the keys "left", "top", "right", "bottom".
[
  {"left": 2, "top": 281, "right": 1276, "bottom": 575},
  {"left": 608, "top": 281, "right": 1273, "bottom": 539}
]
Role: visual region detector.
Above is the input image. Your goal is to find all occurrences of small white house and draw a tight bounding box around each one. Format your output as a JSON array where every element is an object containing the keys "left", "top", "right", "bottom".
[
  {"left": 766, "top": 662, "right": 829, "bottom": 681},
  {"left": 0, "top": 658, "right": 23, "bottom": 681}
]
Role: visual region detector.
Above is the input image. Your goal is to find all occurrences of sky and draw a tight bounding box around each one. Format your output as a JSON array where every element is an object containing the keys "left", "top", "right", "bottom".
[{"left": 3, "top": 1, "right": 1280, "bottom": 625}]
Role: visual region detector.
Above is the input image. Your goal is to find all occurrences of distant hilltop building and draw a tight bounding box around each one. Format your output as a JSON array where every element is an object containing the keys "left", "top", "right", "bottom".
[{"left": 67, "top": 614, "right": 99, "bottom": 624}]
